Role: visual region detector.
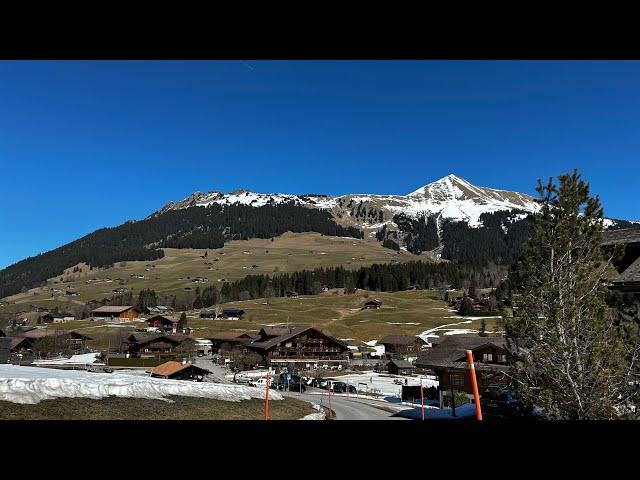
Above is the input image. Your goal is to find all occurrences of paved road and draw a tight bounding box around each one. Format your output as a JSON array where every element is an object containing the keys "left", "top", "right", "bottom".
[{"left": 284, "top": 389, "right": 409, "bottom": 420}]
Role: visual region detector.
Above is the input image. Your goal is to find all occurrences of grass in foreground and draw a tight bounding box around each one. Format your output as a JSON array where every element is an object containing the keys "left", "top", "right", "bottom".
[{"left": 0, "top": 396, "right": 315, "bottom": 420}]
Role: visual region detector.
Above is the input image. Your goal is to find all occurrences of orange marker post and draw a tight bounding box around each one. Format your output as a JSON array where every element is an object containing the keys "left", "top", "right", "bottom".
[
  {"left": 265, "top": 370, "right": 270, "bottom": 421},
  {"left": 466, "top": 350, "right": 482, "bottom": 421},
  {"left": 420, "top": 378, "right": 425, "bottom": 421}
]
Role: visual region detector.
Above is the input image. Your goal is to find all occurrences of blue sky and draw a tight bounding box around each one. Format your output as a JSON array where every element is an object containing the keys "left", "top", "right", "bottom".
[{"left": 1, "top": 60, "right": 639, "bottom": 269}]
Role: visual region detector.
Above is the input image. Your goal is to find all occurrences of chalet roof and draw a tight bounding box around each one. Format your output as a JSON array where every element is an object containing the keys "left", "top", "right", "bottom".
[
  {"left": 92, "top": 305, "right": 137, "bottom": 314},
  {"left": 415, "top": 335, "right": 508, "bottom": 370},
  {"left": 10, "top": 337, "right": 33, "bottom": 348},
  {"left": 602, "top": 228, "right": 640, "bottom": 246},
  {"left": 387, "top": 359, "right": 415, "bottom": 369},
  {"left": 259, "top": 327, "right": 292, "bottom": 337},
  {"left": 151, "top": 361, "right": 209, "bottom": 377},
  {"left": 379, "top": 334, "right": 425, "bottom": 346},
  {"left": 251, "top": 326, "right": 349, "bottom": 351},
  {"left": 127, "top": 334, "right": 192, "bottom": 346},
  {"left": 43, "top": 312, "right": 75, "bottom": 318},
  {"left": 614, "top": 256, "right": 640, "bottom": 283},
  {"left": 210, "top": 331, "right": 256, "bottom": 341},
  {"left": 20, "top": 329, "right": 91, "bottom": 340}
]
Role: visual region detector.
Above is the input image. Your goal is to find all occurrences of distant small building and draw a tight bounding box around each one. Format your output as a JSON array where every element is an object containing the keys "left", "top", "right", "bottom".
[
  {"left": 285, "top": 291, "right": 298, "bottom": 297},
  {"left": 363, "top": 299, "right": 382, "bottom": 309},
  {"left": 386, "top": 358, "right": 416, "bottom": 375},
  {"left": 20, "top": 329, "right": 91, "bottom": 354},
  {"left": 194, "top": 339, "right": 213, "bottom": 356},
  {"left": 209, "top": 332, "right": 258, "bottom": 353},
  {"left": 126, "top": 334, "right": 195, "bottom": 359},
  {"left": 221, "top": 308, "right": 245, "bottom": 320},
  {"left": 150, "top": 361, "right": 210, "bottom": 381},
  {"left": 146, "top": 315, "right": 181, "bottom": 332},
  {"left": 91, "top": 306, "right": 140, "bottom": 321},
  {"left": 379, "top": 334, "right": 427, "bottom": 356},
  {"left": 41, "top": 312, "right": 75, "bottom": 324}
]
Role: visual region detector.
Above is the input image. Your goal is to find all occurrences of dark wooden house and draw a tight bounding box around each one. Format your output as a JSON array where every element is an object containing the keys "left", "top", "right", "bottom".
[
  {"left": 249, "top": 326, "right": 351, "bottom": 368},
  {"left": 209, "top": 332, "right": 258, "bottom": 353},
  {"left": 40, "top": 312, "right": 75, "bottom": 323},
  {"left": 146, "top": 315, "right": 180, "bottom": 332},
  {"left": 150, "top": 361, "right": 210, "bottom": 381},
  {"left": 91, "top": 305, "right": 140, "bottom": 321},
  {"left": 126, "top": 334, "right": 195, "bottom": 359},
  {"left": 603, "top": 228, "right": 640, "bottom": 293},
  {"left": 414, "top": 335, "right": 510, "bottom": 407},
  {"left": 386, "top": 358, "right": 416, "bottom": 375},
  {"left": 379, "top": 334, "right": 427, "bottom": 356},
  {"left": 19, "top": 329, "right": 91, "bottom": 354},
  {"left": 363, "top": 299, "right": 382, "bottom": 309},
  {"left": 221, "top": 308, "right": 245, "bottom": 319}
]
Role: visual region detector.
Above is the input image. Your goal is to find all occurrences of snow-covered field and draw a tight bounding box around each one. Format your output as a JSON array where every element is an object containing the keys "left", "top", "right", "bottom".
[
  {"left": 32, "top": 353, "right": 104, "bottom": 366},
  {"left": 0, "top": 365, "right": 283, "bottom": 405}
]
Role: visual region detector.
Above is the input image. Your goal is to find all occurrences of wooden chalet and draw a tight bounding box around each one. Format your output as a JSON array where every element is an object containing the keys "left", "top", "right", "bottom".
[
  {"left": 41, "top": 312, "right": 75, "bottom": 324},
  {"left": 9, "top": 336, "right": 35, "bottom": 354},
  {"left": 386, "top": 358, "right": 416, "bottom": 375},
  {"left": 414, "top": 335, "right": 509, "bottom": 406},
  {"left": 91, "top": 305, "right": 140, "bottom": 321},
  {"left": 209, "top": 331, "right": 257, "bottom": 353},
  {"left": 150, "top": 361, "right": 210, "bottom": 381},
  {"left": 248, "top": 326, "right": 351, "bottom": 368},
  {"left": 363, "top": 299, "right": 382, "bottom": 309},
  {"left": 146, "top": 314, "right": 180, "bottom": 332},
  {"left": 221, "top": 308, "right": 245, "bottom": 320},
  {"left": 379, "top": 334, "right": 427, "bottom": 356},
  {"left": 20, "top": 329, "right": 91, "bottom": 354},
  {"left": 126, "top": 334, "right": 195, "bottom": 359},
  {"left": 603, "top": 228, "right": 640, "bottom": 293}
]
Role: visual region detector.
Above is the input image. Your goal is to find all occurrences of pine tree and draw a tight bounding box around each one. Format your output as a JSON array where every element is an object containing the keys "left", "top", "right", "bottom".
[
  {"left": 178, "top": 311, "right": 188, "bottom": 330},
  {"left": 505, "top": 170, "right": 639, "bottom": 420},
  {"left": 459, "top": 296, "right": 475, "bottom": 316}
]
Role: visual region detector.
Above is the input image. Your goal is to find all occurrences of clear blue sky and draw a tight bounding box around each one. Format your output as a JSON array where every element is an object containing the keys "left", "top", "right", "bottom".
[{"left": 1, "top": 61, "right": 639, "bottom": 269}]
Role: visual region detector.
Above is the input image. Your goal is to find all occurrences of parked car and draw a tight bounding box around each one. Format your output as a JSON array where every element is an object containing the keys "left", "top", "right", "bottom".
[
  {"left": 330, "top": 381, "right": 357, "bottom": 393},
  {"left": 480, "top": 385, "right": 534, "bottom": 418},
  {"left": 249, "top": 378, "right": 273, "bottom": 388},
  {"left": 276, "top": 373, "right": 307, "bottom": 392}
]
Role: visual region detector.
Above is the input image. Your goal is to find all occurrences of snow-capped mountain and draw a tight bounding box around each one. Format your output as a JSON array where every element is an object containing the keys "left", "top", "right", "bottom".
[{"left": 156, "top": 174, "right": 541, "bottom": 228}]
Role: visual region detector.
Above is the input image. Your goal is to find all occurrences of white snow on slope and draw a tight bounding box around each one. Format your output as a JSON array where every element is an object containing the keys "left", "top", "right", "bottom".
[
  {"left": 155, "top": 174, "right": 540, "bottom": 228},
  {"left": 32, "top": 353, "right": 104, "bottom": 366},
  {"left": 0, "top": 365, "right": 283, "bottom": 405}
]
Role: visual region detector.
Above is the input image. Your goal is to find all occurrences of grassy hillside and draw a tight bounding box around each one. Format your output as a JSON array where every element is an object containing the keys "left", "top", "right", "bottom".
[
  {"left": 1, "top": 232, "right": 418, "bottom": 313},
  {"left": 42, "top": 289, "right": 504, "bottom": 351}
]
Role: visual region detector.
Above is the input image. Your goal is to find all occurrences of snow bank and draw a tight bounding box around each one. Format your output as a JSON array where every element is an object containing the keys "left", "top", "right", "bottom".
[
  {"left": 300, "top": 403, "right": 326, "bottom": 420},
  {"left": 32, "top": 353, "right": 104, "bottom": 366},
  {"left": 0, "top": 365, "right": 283, "bottom": 405}
]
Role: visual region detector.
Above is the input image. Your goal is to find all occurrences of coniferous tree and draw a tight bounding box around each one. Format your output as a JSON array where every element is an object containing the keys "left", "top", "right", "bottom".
[
  {"left": 505, "top": 170, "right": 638, "bottom": 420},
  {"left": 178, "top": 311, "right": 188, "bottom": 330}
]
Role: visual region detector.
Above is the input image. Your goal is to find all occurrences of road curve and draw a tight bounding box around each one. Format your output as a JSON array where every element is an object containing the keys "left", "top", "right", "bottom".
[{"left": 284, "top": 390, "right": 408, "bottom": 420}]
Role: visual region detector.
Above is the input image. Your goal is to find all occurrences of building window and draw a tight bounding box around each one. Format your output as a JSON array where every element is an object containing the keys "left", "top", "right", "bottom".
[
  {"left": 450, "top": 374, "right": 465, "bottom": 387},
  {"left": 497, "top": 354, "right": 507, "bottom": 363},
  {"left": 482, "top": 353, "right": 493, "bottom": 362}
]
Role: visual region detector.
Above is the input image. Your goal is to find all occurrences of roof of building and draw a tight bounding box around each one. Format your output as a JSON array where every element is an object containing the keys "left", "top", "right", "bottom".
[
  {"left": 259, "top": 326, "right": 292, "bottom": 337},
  {"left": 602, "top": 228, "right": 640, "bottom": 246},
  {"left": 387, "top": 359, "right": 415, "bottom": 369},
  {"left": 127, "top": 334, "right": 192, "bottom": 345},
  {"left": 365, "top": 299, "right": 382, "bottom": 305},
  {"left": 222, "top": 308, "right": 245, "bottom": 315},
  {"left": 251, "top": 326, "right": 349, "bottom": 351},
  {"left": 92, "top": 305, "right": 137, "bottom": 313},
  {"left": 147, "top": 315, "right": 180, "bottom": 324},
  {"left": 379, "top": 334, "right": 426, "bottom": 346},
  {"left": 614, "top": 256, "right": 640, "bottom": 283},
  {"left": 150, "top": 361, "right": 209, "bottom": 378},
  {"left": 20, "top": 329, "right": 91, "bottom": 340},
  {"left": 210, "top": 331, "right": 256, "bottom": 341},
  {"left": 10, "top": 336, "right": 33, "bottom": 348},
  {"left": 415, "top": 335, "right": 508, "bottom": 370},
  {"left": 43, "top": 312, "right": 75, "bottom": 318}
]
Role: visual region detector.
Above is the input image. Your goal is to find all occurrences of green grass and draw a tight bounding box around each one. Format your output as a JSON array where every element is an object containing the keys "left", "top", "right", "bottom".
[
  {"left": 2, "top": 232, "right": 414, "bottom": 311},
  {"left": 52, "top": 289, "right": 504, "bottom": 352},
  {"left": 0, "top": 396, "right": 315, "bottom": 420}
]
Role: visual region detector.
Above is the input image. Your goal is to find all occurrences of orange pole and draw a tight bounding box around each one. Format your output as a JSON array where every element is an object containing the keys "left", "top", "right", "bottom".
[
  {"left": 466, "top": 350, "right": 482, "bottom": 421},
  {"left": 420, "top": 378, "right": 425, "bottom": 421},
  {"left": 265, "top": 370, "right": 270, "bottom": 421}
]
